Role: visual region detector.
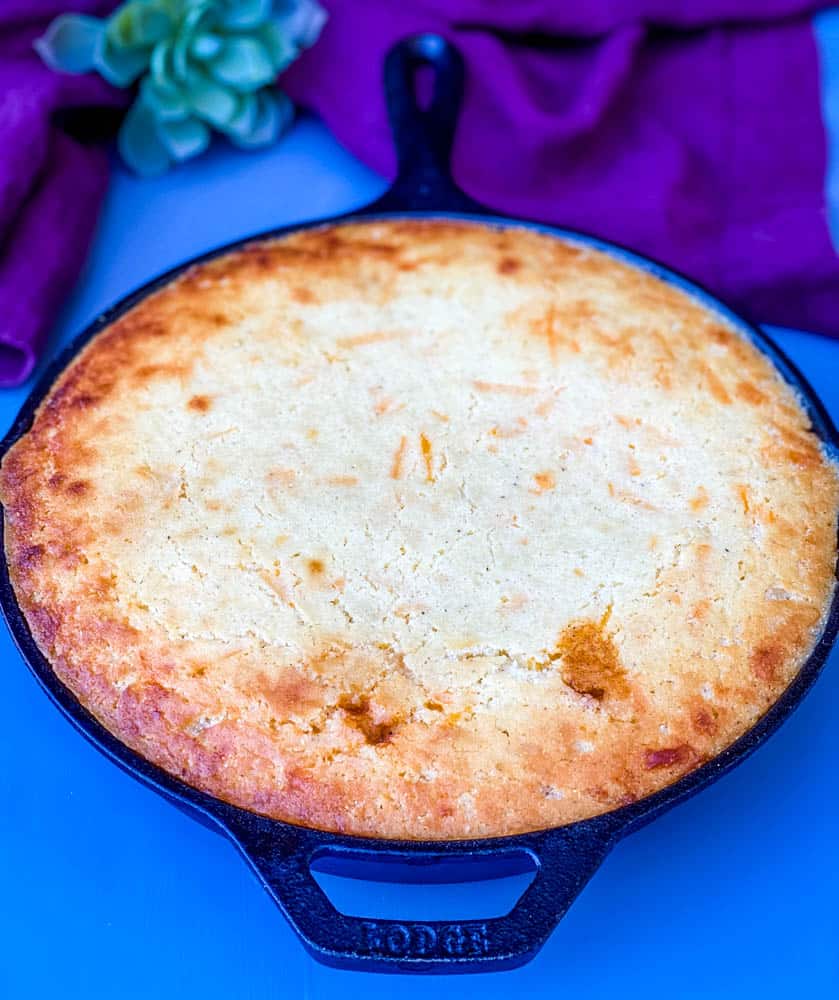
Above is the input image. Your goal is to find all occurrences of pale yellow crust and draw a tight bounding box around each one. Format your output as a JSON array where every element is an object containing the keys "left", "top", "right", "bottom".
[{"left": 2, "top": 220, "right": 837, "bottom": 839}]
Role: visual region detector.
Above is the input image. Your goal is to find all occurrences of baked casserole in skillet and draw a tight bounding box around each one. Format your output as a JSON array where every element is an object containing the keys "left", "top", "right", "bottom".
[{"left": 2, "top": 219, "right": 837, "bottom": 839}]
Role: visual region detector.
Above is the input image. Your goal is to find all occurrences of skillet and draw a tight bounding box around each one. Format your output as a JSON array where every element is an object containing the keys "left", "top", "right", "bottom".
[{"left": 2, "top": 34, "right": 838, "bottom": 974}]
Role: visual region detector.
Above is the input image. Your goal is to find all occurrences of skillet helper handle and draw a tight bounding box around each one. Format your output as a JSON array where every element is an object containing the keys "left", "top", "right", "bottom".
[
  {"left": 225, "top": 819, "right": 616, "bottom": 973},
  {"left": 368, "top": 34, "right": 483, "bottom": 214}
]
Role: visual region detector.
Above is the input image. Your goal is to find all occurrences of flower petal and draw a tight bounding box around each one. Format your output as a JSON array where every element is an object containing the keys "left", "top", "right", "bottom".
[
  {"left": 186, "top": 70, "right": 239, "bottom": 127},
  {"left": 180, "top": 3, "right": 217, "bottom": 41},
  {"left": 94, "top": 33, "right": 150, "bottom": 86},
  {"left": 255, "top": 21, "right": 295, "bottom": 72},
  {"left": 191, "top": 32, "right": 222, "bottom": 61},
  {"left": 156, "top": 115, "right": 211, "bottom": 162},
  {"left": 34, "top": 14, "right": 104, "bottom": 75},
  {"left": 118, "top": 98, "right": 171, "bottom": 176},
  {"left": 172, "top": 27, "right": 191, "bottom": 81},
  {"left": 223, "top": 92, "right": 258, "bottom": 140},
  {"left": 140, "top": 76, "right": 190, "bottom": 121},
  {"left": 106, "top": 2, "right": 173, "bottom": 49},
  {"left": 273, "top": 0, "right": 328, "bottom": 51},
  {"left": 226, "top": 88, "right": 293, "bottom": 149},
  {"left": 210, "top": 37, "right": 275, "bottom": 92},
  {"left": 150, "top": 39, "right": 181, "bottom": 95},
  {"left": 216, "top": 0, "right": 273, "bottom": 30},
  {"left": 166, "top": 3, "right": 212, "bottom": 81}
]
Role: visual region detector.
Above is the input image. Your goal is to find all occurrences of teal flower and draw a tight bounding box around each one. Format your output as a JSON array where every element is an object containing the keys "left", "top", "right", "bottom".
[{"left": 35, "top": 0, "right": 327, "bottom": 175}]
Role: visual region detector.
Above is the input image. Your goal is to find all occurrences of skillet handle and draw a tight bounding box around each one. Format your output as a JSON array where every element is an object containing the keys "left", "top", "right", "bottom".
[
  {"left": 223, "top": 816, "right": 617, "bottom": 973},
  {"left": 367, "top": 34, "right": 484, "bottom": 215}
]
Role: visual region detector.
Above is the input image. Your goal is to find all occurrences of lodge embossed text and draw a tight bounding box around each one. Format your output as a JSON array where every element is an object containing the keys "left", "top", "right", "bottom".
[{"left": 359, "top": 921, "right": 490, "bottom": 958}]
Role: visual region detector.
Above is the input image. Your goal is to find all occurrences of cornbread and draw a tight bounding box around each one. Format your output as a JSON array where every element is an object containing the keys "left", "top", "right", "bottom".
[{"left": 2, "top": 219, "right": 837, "bottom": 839}]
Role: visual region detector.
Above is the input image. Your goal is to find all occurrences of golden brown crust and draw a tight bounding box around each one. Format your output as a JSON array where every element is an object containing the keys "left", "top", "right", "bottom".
[{"left": 2, "top": 219, "right": 837, "bottom": 839}]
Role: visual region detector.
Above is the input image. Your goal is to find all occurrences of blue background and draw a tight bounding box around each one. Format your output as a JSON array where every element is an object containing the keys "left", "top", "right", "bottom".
[{"left": 3, "top": 21, "right": 839, "bottom": 994}]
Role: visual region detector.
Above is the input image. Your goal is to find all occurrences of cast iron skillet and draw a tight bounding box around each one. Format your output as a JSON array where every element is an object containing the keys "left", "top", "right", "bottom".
[{"left": 2, "top": 34, "right": 839, "bottom": 975}]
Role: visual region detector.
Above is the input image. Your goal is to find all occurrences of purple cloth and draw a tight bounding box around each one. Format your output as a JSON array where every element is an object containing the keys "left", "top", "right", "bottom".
[
  {"left": 0, "top": 2, "right": 119, "bottom": 386},
  {"left": 1, "top": 2, "right": 837, "bottom": 389},
  {"left": 284, "top": 0, "right": 839, "bottom": 336}
]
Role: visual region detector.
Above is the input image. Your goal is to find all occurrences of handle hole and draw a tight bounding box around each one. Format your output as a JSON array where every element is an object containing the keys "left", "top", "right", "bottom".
[
  {"left": 412, "top": 62, "right": 435, "bottom": 111},
  {"left": 0, "top": 343, "right": 33, "bottom": 386},
  {"left": 310, "top": 851, "right": 536, "bottom": 921}
]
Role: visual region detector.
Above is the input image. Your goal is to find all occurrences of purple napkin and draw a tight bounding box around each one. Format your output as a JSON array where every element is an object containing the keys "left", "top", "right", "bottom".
[
  {"left": 0, "top": 2, "right": 121, "bottom": 387},
  {"left": 284, "top": 0, "right": 839, "bottom": 336},
  {"left": 2, "top": 2, "right": 837, "bottom": 390}
]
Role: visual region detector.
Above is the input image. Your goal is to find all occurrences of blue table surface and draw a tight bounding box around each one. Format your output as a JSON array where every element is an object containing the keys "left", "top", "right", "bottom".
[{"left": 1, "top": 118, "right": 838, "bottom": 999}]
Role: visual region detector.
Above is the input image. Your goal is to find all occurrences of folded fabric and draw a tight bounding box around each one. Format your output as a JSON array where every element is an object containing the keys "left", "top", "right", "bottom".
[
  {"left": 284, "top": 0, "right": 839, "bottom": 336},
  {"left": 0, "top": 1, "right": 123, "bottom": 387},
  {"left": 2, "top": 1, "right": 837, "bottom": 390}
]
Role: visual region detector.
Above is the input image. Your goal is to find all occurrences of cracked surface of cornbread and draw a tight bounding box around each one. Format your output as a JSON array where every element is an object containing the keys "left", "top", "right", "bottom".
[{"left": 2, "top": 219, "right": 837, "bottom": 838}]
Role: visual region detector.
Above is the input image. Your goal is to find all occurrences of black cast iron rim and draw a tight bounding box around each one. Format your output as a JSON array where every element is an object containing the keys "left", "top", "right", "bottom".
[{"left": 1, "top": 33, "right": 838, "bottom": 974}]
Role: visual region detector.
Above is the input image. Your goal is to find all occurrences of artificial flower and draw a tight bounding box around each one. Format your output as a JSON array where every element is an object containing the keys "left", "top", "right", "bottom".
[{"left": 36, "top": 0, "right": 327, "bottom": 175}]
